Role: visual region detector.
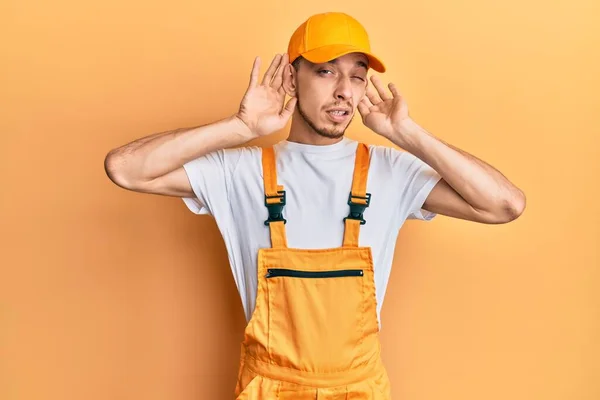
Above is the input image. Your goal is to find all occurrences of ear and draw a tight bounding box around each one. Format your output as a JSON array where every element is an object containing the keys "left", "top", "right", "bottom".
[{"left": 282, "top": 64, "right": 298, "bottom": 97}]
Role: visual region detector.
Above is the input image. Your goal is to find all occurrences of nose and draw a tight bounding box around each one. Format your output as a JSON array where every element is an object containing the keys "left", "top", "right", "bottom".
[{"left": 333, "top": 76, "right": 352, "bottom": 101}]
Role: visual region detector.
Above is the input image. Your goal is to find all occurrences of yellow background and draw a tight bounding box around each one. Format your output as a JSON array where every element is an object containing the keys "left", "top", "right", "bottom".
[{"left": 1, "top": 0, "right": 598, "bottom": 399}]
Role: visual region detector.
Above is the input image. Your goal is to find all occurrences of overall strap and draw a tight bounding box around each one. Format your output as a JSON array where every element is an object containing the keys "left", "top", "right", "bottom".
[
  {"left": 261, "top": 147, "right": 288, "bottom": 249},
  {"left": 342, "top": 143, "right": 372, "bottom": 247}
]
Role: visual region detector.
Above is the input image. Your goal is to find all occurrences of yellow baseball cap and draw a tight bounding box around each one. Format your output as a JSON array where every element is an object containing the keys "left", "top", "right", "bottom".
[{"left": 288, "top": 12, "right": 386, "bottom": 73}]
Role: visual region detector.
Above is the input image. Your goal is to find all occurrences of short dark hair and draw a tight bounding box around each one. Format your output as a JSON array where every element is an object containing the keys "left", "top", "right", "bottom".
[{"left": 291, "top": 56, "right": 305, "bottom": 71}]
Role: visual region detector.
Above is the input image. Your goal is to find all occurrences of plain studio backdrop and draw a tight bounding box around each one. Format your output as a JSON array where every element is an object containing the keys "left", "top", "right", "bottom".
[{"left": 1, "top": 0, "right": 598, "bottom": 399}]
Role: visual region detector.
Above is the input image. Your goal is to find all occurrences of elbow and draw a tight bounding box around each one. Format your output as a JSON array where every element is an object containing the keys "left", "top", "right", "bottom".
[
  {"left": 509, "top": 189, "right": 527, "bottom": 220},
  {"left": 104, "top": 149, "right": 134, "bottom": 190},
  {"left": 497, "top": 189, "right": 527, "bottom": 223}
]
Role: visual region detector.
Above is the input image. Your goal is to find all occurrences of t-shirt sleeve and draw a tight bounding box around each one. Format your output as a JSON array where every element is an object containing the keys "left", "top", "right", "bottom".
[
  {"left": 391, "top": 148, "right": 443, "bottom": 221},
  {"left": 181, "top": 148, "right": 243, "bottom": 217}
]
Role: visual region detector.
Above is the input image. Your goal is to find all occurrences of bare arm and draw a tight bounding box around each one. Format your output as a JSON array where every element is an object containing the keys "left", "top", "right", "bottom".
[
  {"left": 391, "top": 120, "right": 526, "bottom": 224},
  {"left": 104, "top": 116, "right": 255, "bottom": 197},
  {"left": 358, "top": 75, "right": 526, "bottom": 224},
  {"left": 104, "top": 53, "right": 297, "bottom": 197}
]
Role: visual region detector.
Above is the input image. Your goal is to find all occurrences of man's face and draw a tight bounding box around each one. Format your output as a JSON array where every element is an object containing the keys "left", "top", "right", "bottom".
[{"left": 293, "top": 53, "right": 369, "bottom": 139}]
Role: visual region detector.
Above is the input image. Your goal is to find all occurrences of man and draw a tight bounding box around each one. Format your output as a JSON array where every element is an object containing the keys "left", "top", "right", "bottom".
[{"left": 105, "top": 11, "right": 525, "bottom": 399}]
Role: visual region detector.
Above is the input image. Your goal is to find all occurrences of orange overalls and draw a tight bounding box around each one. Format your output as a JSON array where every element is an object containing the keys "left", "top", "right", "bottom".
[{"left": 234, "top": 143, "right": 392, "bottom": 399}]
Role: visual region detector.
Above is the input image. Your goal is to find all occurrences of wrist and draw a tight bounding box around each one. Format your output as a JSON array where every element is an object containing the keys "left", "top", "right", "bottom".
[
  {"left": 230, "top": 114, "right": 259, "bottom": 141},
  {"left": 391, "top": 118, "right": 423, "bottom": 148}
]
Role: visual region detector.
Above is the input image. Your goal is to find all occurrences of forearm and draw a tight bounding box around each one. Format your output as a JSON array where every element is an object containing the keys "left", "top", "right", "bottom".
[
  {"left": 389, "top": 118, "right": 525, "bottom": 214},
  {"left": 105, "top": 115, "right": 254, "bottom": 185}
]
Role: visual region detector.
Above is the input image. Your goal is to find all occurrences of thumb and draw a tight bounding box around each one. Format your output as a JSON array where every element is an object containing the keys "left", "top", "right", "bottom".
[{"left": 280, "top": 97, "right": 297, "bottom": 120}]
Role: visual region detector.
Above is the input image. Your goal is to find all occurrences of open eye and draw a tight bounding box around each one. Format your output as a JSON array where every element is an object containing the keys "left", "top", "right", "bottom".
[{"left": 317, "top": 69, "right": 333, "bottom": 75}]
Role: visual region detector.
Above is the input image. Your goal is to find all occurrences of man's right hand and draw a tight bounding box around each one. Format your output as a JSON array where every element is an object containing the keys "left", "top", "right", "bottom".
[{"left": 235, "top": 54, "right": 298, "bottom": 138}]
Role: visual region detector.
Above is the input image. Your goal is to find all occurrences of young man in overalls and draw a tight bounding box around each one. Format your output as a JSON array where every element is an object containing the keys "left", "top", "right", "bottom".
[{"left": 105, "top": 11, "right": 526, "bottom": 399}]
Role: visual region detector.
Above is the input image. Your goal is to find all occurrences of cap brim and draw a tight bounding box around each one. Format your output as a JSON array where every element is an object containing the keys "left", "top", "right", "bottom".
[{"left": 300, "top": 44, "right": 386, "bottom": 73}]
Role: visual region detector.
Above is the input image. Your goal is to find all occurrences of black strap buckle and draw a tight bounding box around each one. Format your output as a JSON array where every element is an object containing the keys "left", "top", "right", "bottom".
[
  {"left": 264, "top": 190, "right": 287, "bottom": 225},
  {"left": 344, "top": 192, "right": 371, "bottom": 225}
]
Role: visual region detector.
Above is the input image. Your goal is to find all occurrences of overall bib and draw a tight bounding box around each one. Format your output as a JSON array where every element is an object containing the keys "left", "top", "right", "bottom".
[{"left": 234, "top": 143, "right": 392, "bottom": 399}]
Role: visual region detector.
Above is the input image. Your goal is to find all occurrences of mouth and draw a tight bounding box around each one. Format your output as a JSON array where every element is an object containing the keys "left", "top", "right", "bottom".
[{"left": 325, "top": 108, "right": 351, "bottom": 122}]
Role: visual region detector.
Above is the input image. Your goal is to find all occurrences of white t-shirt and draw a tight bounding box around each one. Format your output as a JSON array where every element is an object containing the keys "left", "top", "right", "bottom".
[{"left": 182, "top": 137, "right": 442, "bottom": 330}]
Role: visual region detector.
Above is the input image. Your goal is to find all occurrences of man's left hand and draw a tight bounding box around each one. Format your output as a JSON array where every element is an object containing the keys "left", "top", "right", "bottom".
[{"left": 357, "top": 75, "right": 411, "bottom": 140}]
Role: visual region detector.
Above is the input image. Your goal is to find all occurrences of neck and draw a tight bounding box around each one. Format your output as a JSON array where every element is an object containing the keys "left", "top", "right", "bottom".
[{"left": 285, "top": 109, "right": 345, "bottom": 146}]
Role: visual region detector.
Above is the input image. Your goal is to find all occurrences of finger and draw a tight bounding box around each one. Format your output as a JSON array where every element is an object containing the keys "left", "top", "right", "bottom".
[
  {"left": 278, "top": 83, "right": 287, "bottom": 95},
  {"left": 249, "top": 56, "right": 261, "bottom": 87},
  {"left": 357, "top": 99, "right": 370, "bottom": 118},
  {"left": 280, "top": 97, "right": 297, "bottom": 119},
  {"left": 262, "top": 54, "right": 282, "bottom": 86},
  {"left": 270, "top": 53, "right": 288, "bottom": 89},
  {"left": 370, "top": 75, "right": 392, "bottom": 101},
  {"left": 365, "top": 86, "right": 380, "bottom": 106},
  {"left": 388, "top": 82, "right": 401, "bottom": 98}
]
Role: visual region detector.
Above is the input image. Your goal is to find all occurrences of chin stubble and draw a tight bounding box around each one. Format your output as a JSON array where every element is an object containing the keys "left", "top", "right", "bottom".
[{"left": 296, "top": 98, "right": 352, "bottom": 139}]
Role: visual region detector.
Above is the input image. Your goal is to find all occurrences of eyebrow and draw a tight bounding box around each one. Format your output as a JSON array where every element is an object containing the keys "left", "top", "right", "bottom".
[{"left": 325, "top": 59, "right": 369, "bottom": 71}]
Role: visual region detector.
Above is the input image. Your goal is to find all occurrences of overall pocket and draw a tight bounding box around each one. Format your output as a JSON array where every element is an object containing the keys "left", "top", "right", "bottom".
[
  {"left": 235, "top": 374, "right": 283, "bottom": 400},
  {"left": 266, "top": 268, "right": 364, "bottom": 279},
  {"left": 265, "top": 267, "right": 366, "bottom": 372},
  {"left": 235, "top": 374, "right": 261, "bottom": 400}
]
